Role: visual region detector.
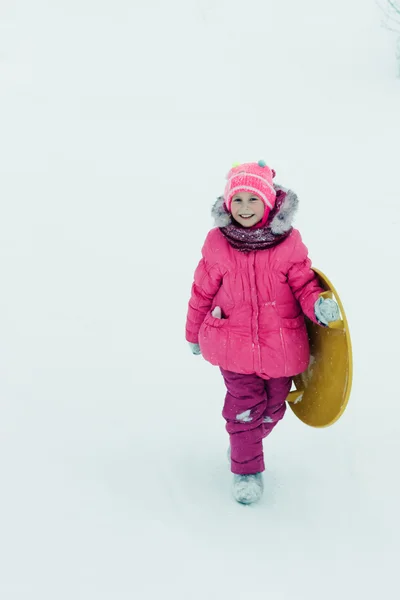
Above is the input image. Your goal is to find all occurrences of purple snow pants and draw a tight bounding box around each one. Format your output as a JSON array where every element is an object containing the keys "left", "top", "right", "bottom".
[{"left": 220, "top": 369, "right": 292, "bottom": 475}]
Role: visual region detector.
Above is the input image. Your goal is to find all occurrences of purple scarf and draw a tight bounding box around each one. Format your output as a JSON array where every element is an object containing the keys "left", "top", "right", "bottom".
[{"left": 219, "top": 189, "right": 292, "bottom": 252}]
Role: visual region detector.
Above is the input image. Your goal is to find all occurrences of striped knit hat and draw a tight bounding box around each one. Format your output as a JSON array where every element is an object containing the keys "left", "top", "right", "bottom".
[{"left": 224, "top": 160, "right": 277, "bottom": 226}]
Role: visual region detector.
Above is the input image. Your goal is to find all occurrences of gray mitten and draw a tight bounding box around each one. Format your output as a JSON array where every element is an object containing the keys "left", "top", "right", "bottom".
[
  {"left": 188, "top": 342, "right": 201, "bottom": 355},
  {"left": 314, "top": 297, "right": 340, "bottom": 326}
]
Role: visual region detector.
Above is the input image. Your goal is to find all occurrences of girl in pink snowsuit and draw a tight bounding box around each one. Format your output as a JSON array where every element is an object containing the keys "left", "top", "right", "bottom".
[{"left": 185, "top": 161, "right": 339, "bottom": 505}]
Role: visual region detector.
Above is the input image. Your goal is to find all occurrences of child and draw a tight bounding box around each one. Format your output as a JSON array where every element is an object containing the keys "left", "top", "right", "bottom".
[{"left": 185, "top": 161, "right": 339, "bottom": 505}]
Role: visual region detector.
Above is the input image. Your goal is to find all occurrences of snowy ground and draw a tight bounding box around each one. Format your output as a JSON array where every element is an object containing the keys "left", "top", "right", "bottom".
[{"left": 1, "top": 1, "right": 400, "bottom": 598}]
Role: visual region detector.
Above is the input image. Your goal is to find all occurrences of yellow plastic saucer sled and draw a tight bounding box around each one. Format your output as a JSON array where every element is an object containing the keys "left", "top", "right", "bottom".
[{"left": 287, "top": 269, "right": 353, "bottom": 428}]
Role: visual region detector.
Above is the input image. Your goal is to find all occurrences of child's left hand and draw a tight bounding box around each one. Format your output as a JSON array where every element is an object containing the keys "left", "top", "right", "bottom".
[{"left": 314, "top": 297, "right": 340, "bottom": 326}]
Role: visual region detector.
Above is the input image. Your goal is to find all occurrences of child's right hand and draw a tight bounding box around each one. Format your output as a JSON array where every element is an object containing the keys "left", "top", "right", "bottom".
[
  {"left": 188, "top": 307, "right": 224, "bottom": 356},
  {"left": 188, "top": 342, "right": 201, "bottom": 355}
]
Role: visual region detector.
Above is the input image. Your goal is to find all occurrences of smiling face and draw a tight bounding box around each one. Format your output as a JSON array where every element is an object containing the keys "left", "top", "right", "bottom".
[{"left": 230, "top": 191, "right": 265, "bottom": 227}]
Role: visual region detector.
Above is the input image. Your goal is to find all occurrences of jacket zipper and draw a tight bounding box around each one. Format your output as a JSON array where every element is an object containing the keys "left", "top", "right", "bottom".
[
  {"left": 280, "top": 328, "right": 287, "bottom": 374},
  {"left": 251, "top": 253, "right": 261, "bottom": 372}
]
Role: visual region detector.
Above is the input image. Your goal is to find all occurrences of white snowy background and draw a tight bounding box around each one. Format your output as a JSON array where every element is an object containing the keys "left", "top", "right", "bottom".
[{"left": 1, "top": 1, "right": 399, "bottom": 598}]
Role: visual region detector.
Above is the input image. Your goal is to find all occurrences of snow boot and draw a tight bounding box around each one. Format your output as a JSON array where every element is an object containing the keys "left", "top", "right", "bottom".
[{"left": 232, "top": 473, "right": 263, "bottom": 505}]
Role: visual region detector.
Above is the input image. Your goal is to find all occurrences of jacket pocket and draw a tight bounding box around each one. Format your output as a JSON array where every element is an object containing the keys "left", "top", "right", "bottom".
[
  {"left": 280, "top": 315, "right": 304, "bottom": 330},
  {"left": 276, "top": 301, "right": 301, "bottom": 319},
  {"left": 203, "top": 311, "right": 229, "bottom": 329}
]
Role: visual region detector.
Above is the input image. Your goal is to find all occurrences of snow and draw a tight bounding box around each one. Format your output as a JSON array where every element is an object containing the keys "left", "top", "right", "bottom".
[
  {"left": 264, "top": 416, "right": 274, "bottom": 423},
  {"left": 0, "top": 0, "right": 399, "bottom": 598},
  {"left": 236, "top": 410, "right": 253, "bottom": 422}
]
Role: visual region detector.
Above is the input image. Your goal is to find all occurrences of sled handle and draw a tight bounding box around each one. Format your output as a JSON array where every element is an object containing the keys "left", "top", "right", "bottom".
[{"left": 320, "top": 290, "right": 344, "bottom": 330}]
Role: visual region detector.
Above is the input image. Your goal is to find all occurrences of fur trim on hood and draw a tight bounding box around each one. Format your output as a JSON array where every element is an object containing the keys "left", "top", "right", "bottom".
[{"left": 211, "top": 184, "right": 299, "bottom": 234}]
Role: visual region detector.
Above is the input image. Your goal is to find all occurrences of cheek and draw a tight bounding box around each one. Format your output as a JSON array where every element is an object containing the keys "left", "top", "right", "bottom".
[
  {"left": 231, "top": 205, "right": 240, "bottom": 216},
  {"left": 257, "top": 204, "right": 265, "bottom": 216}
]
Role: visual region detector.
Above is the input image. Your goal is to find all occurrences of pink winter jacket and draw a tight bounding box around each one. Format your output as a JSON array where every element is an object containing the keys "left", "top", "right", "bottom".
[{"left": 186, "top": 226, "right": 324, "bottom": 379}]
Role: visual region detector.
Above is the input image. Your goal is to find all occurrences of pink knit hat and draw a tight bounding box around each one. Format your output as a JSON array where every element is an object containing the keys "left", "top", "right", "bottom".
[{"left": 224, "top": 160, "right": 277, "bottom": 228}]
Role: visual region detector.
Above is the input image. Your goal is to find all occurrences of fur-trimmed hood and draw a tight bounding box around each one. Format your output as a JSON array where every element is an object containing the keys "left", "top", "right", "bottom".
[{"left": 211, "top": 184, "right": 299, "bottom": 234}]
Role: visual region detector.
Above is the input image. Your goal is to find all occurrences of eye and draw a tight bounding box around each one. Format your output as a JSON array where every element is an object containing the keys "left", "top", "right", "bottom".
[
  {"left": 233, "top": 198, "right": 242, "bottom": 203},
  {"left": 250, "top": 197, "right": 259, "bottom": 202}
]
